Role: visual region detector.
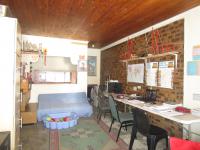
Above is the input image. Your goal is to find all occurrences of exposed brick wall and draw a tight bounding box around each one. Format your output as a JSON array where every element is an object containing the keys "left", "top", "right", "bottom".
[{"left": 101, "top": 19, "right": 184, "bottom": 137}]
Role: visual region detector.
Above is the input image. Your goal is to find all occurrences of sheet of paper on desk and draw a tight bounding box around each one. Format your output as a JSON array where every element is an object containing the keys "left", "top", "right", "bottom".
[
  {"left": 159, "top": 110, "right": 184, "bottom": 117},
  {"left": 150, "top": 103, "right": 180, "bottom": 111},
  {"left": 127, "top": 100, "right": 145, "bottom": 107},
  {"left": 128, "top": 100, "right": 144, "bottom": 104}
]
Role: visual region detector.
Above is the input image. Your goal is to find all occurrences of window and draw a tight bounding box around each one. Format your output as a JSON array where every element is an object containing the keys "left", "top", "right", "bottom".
[{"left": 32, "top": 70, "right": 76, "bottom": 84}]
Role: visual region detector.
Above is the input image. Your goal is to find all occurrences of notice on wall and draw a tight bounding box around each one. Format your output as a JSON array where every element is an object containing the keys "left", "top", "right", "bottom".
[
  {"left": 146, "top": 62, "right": 158, "bottom": 86},
  {"left": 158, "top": 61, "right": 174, "bottom": 89},
  {"left": 127, "top": 63, "right": 144, "bottom": 83}
]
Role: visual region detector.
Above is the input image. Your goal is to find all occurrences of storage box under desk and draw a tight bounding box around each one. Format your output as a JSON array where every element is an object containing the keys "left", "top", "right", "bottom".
[{"left": 21, "top": 103, "right": 37, "bottom": 124}]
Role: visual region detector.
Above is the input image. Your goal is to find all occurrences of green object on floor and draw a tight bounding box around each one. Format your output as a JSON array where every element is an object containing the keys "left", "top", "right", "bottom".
[{"left": 59, "top": 118, "right": 120, "bottom": 150}]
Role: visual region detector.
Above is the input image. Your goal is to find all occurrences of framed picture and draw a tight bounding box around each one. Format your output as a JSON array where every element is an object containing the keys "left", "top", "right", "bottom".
[
  {"left": 78, "top": 60, "right": 87, "bottom": 72},
  {"left": 88, "top": 56, "right": 97, "bottom": 76}
]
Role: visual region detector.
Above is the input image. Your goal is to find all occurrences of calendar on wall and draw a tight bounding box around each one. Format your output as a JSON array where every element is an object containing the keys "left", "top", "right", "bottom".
[{"left": 158, "top": 61, "right": 174, "bottom": 89}]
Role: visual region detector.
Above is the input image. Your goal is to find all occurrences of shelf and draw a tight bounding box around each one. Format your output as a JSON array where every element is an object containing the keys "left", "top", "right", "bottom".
[
  {"left": 21, "top": 50, "right": 40, "bottom": 54},
  {"left": 120, "top": 51, "right": 178, "bottom": 68},
  {"left": 145, "top": 51, "right": 178, "bottom": 59},
  {"left": 120, "top": 51, "right": 178, "bottom": 62},
  {"left": 120, "top": 57, "right": 146, "bottom": 62}
]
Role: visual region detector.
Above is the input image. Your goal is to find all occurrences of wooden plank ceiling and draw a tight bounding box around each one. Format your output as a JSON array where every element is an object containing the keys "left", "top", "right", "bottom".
[{"left": 1, "top": 0, "right": 200, "bottom": 48}]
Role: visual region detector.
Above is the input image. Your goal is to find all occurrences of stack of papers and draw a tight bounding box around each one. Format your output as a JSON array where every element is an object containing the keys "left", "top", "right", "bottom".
[
  {"left": 149, "top": 103, "right": 183, "bottom": 117},
  {"left": 159, "top": 110, "right": 184, "bottom": 117},
  {"left": 150, "top": 103, "right": 179, "bottom": 111}
]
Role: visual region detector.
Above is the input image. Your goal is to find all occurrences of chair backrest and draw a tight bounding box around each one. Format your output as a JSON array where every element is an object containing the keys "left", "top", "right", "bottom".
[
  {"left": 98, "top": 84, "right": 106, "bottom": 93},
  {"left": 98, "top": 86, "right": 104, "bottom": 98},
  {"left": 132, "top": 108, "right": 150, "bottom": 136},
  {"left": 97, "top": 94, "right": 109, "bottom": 108},
  {"left": 108, "top": 96, "right": 120, "bottom": 122}
]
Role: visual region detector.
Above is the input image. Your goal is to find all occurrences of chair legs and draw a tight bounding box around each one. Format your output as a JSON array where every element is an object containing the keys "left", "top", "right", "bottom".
[
  {"left": 147, "top": 135, "right": 157, "bottom": 150},
  {"left": 165, "top": 136, "right": 169, "bottom": 150},
  {"left": 129, "top": 125, "right": 137, "bottom": 150},
  {"left": 124, "top": 125, "right": 127, "bottom": 131},
  {"left": 147, "top": 134, "right": 169, "bottom": 150},
  {"left": 109, "top": 118, "right": 114, "bottom": 132},
  {"left": 97, "top": 112, "right": 102, "bottom": 123},
  {"left": 116, "top": 123, "right": 123, "bottom": 142},
  {"left": 96, "top": 107, "right": 100, "bottom": 119}
]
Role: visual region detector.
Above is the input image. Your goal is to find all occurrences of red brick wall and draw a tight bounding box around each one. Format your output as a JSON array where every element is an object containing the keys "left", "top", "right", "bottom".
[
  {"left": 101, "top": 19, "right": 184, "bottom": 103},
  {"left": 101, "top": 19, "right": 184, "bottom": 137}
]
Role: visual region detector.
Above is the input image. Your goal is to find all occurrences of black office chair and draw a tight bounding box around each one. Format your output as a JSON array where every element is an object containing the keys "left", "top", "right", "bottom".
[
  {"left": 129, "top": 108, "right": 168, "bottom": 150},
  {"left": 108, "top": 95, "right": 134, "bottom": 142},
  {"left": 96, "top": 87, "right": 110, "bottom": 123}
]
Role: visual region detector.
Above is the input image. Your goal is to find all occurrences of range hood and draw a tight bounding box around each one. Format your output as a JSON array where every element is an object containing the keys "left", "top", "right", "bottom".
[{"left": 0, "top": 5, "right": 12, "bottom": 17}]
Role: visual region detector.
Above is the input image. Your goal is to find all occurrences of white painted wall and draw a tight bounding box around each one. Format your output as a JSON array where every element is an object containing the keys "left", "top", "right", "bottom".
[
  {"left": 87, "top": 48, "right": 101, "bottom": 85},
  {"left": 183, "top": 6, "right": 200, "bottom": 142},
  {"left": 22, "top": 35, "right": 88, "bottom": 103},
  {"left": 184, "top": 7, "right": 200, "bottom": 109}
]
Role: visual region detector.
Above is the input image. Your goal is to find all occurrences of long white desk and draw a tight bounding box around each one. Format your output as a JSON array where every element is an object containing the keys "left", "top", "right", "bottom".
[{"left": 109, "top": 93, "right": 200, "bottom": 140}]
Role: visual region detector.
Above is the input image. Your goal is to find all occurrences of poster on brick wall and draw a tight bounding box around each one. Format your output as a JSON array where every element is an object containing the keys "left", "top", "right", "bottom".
[
  {"left": 158, "top": 61, "right": 174, "bottom": 89},
  {"left": 146, "top": 62, "right": 158, "bottom": 86},
  {"left": 127, "top": 63, "right": 144, "bottom": 83}
]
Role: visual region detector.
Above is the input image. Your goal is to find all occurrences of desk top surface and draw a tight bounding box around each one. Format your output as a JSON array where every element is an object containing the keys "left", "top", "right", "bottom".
[{"left": 109, "top": 93, "right": 200, "bottom": 125}]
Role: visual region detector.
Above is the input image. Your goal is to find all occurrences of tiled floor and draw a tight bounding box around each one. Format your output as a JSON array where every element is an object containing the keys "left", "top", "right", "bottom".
[
  {"left": 100, "top": 115, "right": 167, "bottom": 150},
  {"left": 21, "top": 116, "right": 167, "bottom": 150},
  {"left": 21, "top": 123, "right": 49, "bottom": 150}
]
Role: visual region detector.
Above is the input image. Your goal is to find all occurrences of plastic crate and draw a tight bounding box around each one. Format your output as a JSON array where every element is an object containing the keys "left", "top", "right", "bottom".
[{"left": 43, "top": 112, "right": 79, "bottom": 129}]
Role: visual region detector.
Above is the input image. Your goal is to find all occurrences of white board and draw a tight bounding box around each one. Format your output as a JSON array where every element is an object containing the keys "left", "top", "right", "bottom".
[{"left": 127, "top": 63, "right": 144, "bottom": 83}]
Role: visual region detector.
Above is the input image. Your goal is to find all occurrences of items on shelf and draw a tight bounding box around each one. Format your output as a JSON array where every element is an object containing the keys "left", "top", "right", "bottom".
[
  {"left": 119, "top": 39, "right": 136, "bottom": 60},
  {"left": 22, "top": 40, "right": 42, "bottom": 52}
]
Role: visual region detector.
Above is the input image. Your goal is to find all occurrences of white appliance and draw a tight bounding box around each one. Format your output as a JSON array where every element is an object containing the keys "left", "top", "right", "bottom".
[{"left": 0, "top": 16, "right": 22, "bottom": 149}]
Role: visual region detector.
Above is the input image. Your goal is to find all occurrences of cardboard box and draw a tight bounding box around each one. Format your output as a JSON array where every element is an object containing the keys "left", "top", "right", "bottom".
[{"left": 21, "top": 103, "right": 37, "bottom": 124}]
